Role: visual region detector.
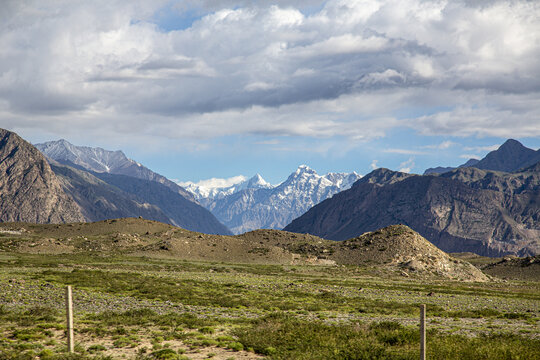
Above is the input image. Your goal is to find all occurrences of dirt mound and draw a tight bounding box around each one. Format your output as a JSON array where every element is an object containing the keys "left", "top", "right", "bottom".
[
  {"left": 330, "top": 225, "right": 490, "bottom": 281},
  {"left": 238, "top": 226, "right": 489, "bottom": 281},
  {"left": 482, "top": 255, "right": 540, "bottom": 281}
]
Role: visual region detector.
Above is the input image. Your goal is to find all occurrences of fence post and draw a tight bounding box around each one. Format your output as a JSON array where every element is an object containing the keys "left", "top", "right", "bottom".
[
  {"left": 420, "top": 304, "right": 426, "bottom": 360},
  {"left": 66, "top": 286, "right": 74, "bottom": 353}
]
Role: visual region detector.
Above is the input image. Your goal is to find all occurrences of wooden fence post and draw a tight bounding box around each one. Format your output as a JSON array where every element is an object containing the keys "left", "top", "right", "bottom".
[
  {"left": 66, "top": 286, "right": 74, "bottom": 353},
  {"left": 420, "top": 304, "right": 426, "bottom": 360}
]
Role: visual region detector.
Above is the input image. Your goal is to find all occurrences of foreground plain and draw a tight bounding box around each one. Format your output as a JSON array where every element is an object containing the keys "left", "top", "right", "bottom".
[{"left": 0, "top": 220, "right": 539, "bottom": 359}]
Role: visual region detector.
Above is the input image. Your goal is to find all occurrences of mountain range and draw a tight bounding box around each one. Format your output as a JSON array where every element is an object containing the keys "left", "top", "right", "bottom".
[
  {"left": 0, "top": 130, "right": 229, "bottom": 234},
  {"left": 186, "top": 165, "right": 361, "bottom": 234},
  {"left": 285, "top": 140, "right": 540, "bottom": 256},
  {"left": 182, "top": 174, "right": 273, "bottom": 202},
  {"left": 1, "top": 128, "right": 539, "bottom": 257}
]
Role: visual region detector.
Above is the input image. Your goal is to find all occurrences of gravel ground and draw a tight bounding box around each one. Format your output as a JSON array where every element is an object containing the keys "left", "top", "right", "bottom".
[{"left": 1, "top": 265, "right": 538, "bottom": 339}]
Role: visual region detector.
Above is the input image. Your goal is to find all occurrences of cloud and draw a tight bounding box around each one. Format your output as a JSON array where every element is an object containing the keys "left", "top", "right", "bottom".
[
  {"left": 384, "top": 148, "right": 427, "bottom": 155},
  {"left": 0, "top": 0, "right": 539, "bottom": 143},
  {"left": 463, "top": 144, "right": 500, "bottom": 152},
  {"left": 370, "top": 160, "right": 378, "bottom": 170},
  {"left": 398, "top": 157, "right": 415, "bottom": 173},
  {"left": 177, "top": 175, "right": 247, "bottom": 189},
  {"left": 423, "top": 141, "right": 457, "bottom": 150}
]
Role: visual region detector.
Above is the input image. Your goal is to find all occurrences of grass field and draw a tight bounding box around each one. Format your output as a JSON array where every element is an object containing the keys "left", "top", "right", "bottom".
[{"left": 0, "top": 253, "right": 539, "bottom": 359}]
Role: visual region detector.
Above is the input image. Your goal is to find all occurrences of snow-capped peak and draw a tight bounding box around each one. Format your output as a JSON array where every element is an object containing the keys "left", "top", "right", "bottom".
[
  {"left": 246, "top": 173, "right": 271, "bottom": 188},
  {"left": 35, "top": 139, "right": 130, "bottom": 174},
  {"left": 181, "top": 173, "right": 273, "bottom": 200},
  {"left": 196, "top": 166, "right": 363, "bottom": 234},
  {"left": 295, "top": 164, "right": 315, "bottom": 174}
]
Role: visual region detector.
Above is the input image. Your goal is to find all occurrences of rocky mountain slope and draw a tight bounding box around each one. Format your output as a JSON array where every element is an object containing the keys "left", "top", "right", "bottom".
[
  {"left": 284, "top": 166, "right": 540, "bottom": 257},
  {"left": 0, "top": 218, "right": 488, "bottom": 281},
  {"left": 424, "top": 139, "right": 539, "bottom": 175},
  {"left": 199, "top": 165, "right": 361, "bottom": 234},
  {"left": 0, "top": 129, "right": 84, "bottom": 223},
  {"left": 473, "top": 139, "right": 540, "bottom": 172},
  {"left": 36, "top": 139, "right": 194, "bottom": 201},
  {"left": 51, "top": 163, "right": 172, "bottom": 225}
]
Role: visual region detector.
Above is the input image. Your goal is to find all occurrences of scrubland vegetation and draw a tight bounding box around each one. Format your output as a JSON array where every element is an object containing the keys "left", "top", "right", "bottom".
[{"left": 0, "top": 253, "right": 538, "bottom": 359}]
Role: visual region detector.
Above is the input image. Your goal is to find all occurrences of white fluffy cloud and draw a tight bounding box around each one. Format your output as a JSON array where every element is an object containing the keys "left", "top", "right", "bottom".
[
  {"left": 1, "top": 0, "right": 539, "bottom": 142},
  {"left": 398, "top": 157, "right": 415, "bottom": 173},
  {"left": 178, "top": 175, "right": 247, "bottom": 189}
]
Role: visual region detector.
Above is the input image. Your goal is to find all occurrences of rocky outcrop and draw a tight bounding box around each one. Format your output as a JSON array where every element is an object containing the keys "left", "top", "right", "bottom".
[
  {"left": 239, "top": 225, "right": 489, "bottom": 281},
  {"left": 333, "top": 225, "right": 489, "bottom": 281},
  {"left": 0, "top": 129, "right": 84, "bottom": 223}
]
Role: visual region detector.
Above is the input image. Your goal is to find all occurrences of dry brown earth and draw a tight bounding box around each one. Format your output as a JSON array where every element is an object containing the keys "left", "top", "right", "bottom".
[{"left": 0, "top": 218, "right": 491, "bottom": 282}]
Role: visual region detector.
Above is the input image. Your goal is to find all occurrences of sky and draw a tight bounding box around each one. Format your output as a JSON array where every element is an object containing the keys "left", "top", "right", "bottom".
[{"left": 1, "top": 0, "right": 539, "bottom": 186}]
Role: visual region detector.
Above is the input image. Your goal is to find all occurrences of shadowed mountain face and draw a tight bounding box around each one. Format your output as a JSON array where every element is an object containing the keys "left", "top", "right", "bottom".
[
  {"left": 284, "top": 167, "right": 540, "bottom": 257},
  {"left": 34, "top": 138, "right": 231, "bottom": 235},
  {"left": 50, "top": 163, "right": 232, "bottom": 235},
  {"left": 0, "top": 129, "right": 84, "bottom": 223},
  {"left": 92, "top": 172, "right": 232, "bottom": 235},
  {"left": 472, "top": 139, "right": 540, "bottom": 172},
  {"left": 51, "top": 163, "right": 171, "bottom": 225}
]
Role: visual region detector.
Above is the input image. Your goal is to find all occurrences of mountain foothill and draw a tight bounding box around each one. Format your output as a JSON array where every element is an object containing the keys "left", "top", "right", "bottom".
[{"left": 0, "top": 127, "right": 539, "bottom": 259}]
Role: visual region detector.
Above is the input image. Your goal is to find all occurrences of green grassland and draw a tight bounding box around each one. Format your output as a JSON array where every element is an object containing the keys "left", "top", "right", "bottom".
[{"left": 0, "top": 253, "right": 538, "bottom": 359}]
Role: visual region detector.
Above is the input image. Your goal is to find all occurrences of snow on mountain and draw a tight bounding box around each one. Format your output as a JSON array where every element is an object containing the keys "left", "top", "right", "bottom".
[
  {"left": 35, "top": 139, "right": 195, "bottom": 201},
  {"left": 181, "top": 174, "right": 273, "bottom": 203},
  {"left": 197, "top": 165, "right": 362, "bottom": 234},
  {"left": 36, "top": 139, "right": 134, "bottom": 173}
]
